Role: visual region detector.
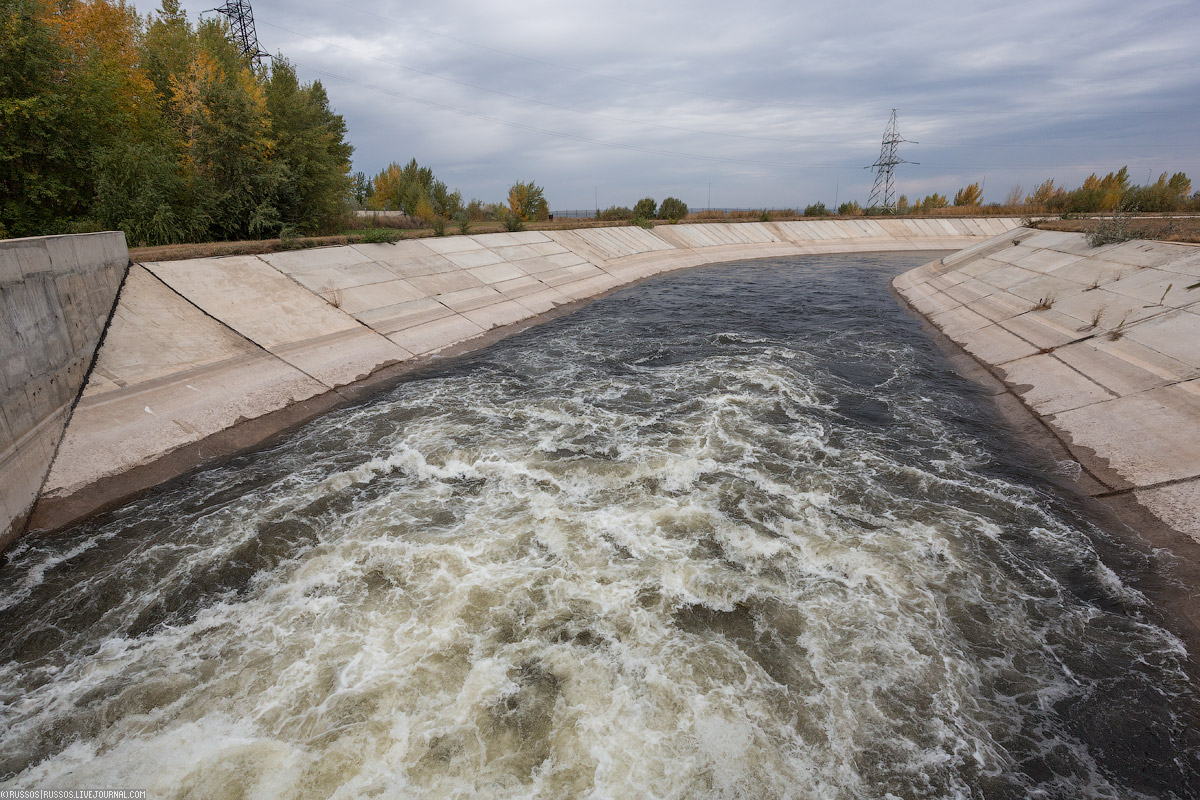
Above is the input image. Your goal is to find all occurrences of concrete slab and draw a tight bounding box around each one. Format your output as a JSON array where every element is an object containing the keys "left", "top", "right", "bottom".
[
  {"left": 1052, "top": 339, "right": 1183, "bottom": 396},
  {"left": 286, "top": 262, "right": 400, "bottom": 293},
  {"left": 929, "top": 305, "right": 994, "bottom": 338},
  {"left": 1122, "top": 310, "right": 1200, "bottom": 369},
  {"left": 145, "top": 257, "right": 410, "bottom": 388},
  {"left": 512, "top": 287, "right": 571, "bottom": 314},
  {"left": 260, "top": 245, "right": 372, "bottom": 274},
  {"left": 379, "top": 254, "right": 458, "bottom": 279},
  {"left": 386, "top": 314, "right": 486, "bottom": 356},
  {"left": 328, "top": 279, "right": 426, "bottom": 315},
  {"left": 998, "top": 354, "right": 1116, "bottom": 414},
  {"left": 1014, "top": 249, "right": 1085, "bottom": 274},
  {"left": 468, "top": 262, "right": 528, "bottom": 285},
  {"left": 1094, "top": 240, "right": 1193, "bottom": 269},
  {"left": 1049, "top": 383, "right": 1200, "bottom": 487},
  {"left": 437, "top": 286, "right": 506, "bottom": 313},
  {"left": 43, "top": 268, "right": 327, "bottom": 499},
  {"left": 997, "top": 310, "right": 1082, "bottom": 349},
  {"left": 446, "top": 248, "right": 506, "bottom": 269},
  {"left": 407, "top": 270, "right": 486, "bottom": 296},
  {"left": 462, "top": 299, "right": 533, "bottom": 331},
  {"left": 355, "top": 297, "right": 455, "bottom": 336},
  {"left": 965, "top": 292, "right": 1030, "bottom": 323},
  {"left": 421, "top": 236, "right": 485, "bottom": 255},
  {"left": 1135, "top": 480, "right": 1200, "bottom": 541},
  {"left": 958, "top": 323, "right": 1042, "bottom": 365}
]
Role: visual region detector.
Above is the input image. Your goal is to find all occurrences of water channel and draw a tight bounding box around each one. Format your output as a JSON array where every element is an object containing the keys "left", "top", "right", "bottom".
[{"left": 1, "top": 253, "right": 1197, "bottom": 798}]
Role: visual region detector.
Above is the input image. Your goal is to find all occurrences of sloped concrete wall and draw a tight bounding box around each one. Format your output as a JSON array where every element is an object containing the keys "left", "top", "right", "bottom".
[
  {"left": 894, "top": 229, "right": 1200, "bottom": 541},
  {"left": 29, "top": 218, "right": 1018, "bottom": 536},
  {"left": 1, "top": 232, "right": 127, "bottom": 547}
]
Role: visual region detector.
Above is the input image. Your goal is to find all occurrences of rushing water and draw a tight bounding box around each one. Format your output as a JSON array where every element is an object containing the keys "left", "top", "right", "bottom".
[{"left": 1, "top": 253, "right": 1197, "bottom": 799}]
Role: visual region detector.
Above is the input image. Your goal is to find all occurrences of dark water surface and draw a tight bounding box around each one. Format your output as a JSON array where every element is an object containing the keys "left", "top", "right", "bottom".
[{"left": 1, "top": 253, "right": 1197, "bottom": 798}]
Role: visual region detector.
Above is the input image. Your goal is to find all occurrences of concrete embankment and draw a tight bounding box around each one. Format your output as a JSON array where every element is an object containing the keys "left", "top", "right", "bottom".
[
  {"left": 13, "top": 218, "right": 1018, "bottom": 539},
  {"left": 894, "top": 228, "right": 1200, "bottom": 544},
  {"left": 0, "top": 233, "right": 127, "bottom": 548}
]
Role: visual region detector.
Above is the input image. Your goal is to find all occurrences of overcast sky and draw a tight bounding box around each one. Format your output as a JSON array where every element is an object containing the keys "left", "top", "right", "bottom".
[{"left": 173, "top": 0, "right": 1200, "bottom": 211}]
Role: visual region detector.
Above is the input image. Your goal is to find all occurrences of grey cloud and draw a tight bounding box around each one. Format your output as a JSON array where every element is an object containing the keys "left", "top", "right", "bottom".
[{"left": 178, "top": 0, "right": 1200, "bottom": 209}]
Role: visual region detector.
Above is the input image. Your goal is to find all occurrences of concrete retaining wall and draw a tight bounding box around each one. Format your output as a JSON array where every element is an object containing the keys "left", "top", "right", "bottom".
[
  {"left": 1, "top": 232, "right": 127, "bottom": 548},
  {"left": 23, "top": 218, "right": 1019, "bottom": 537},
  {"left": 894, "top": 229, "right": 1200, "bottom": 542}
]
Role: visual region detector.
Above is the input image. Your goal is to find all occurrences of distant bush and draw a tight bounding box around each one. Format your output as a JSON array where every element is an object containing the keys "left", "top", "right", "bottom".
[
  {"left": 507, "top": 180, "right": 549, "bottom": 222},
  {"left": 598, "top": 205, "right": 632, "bottom": 221},
  {"left": 503, "top": 212, "right": 525, "bottom": 232},
  {"left": 658, "top": 197, "right": 688, "bottom": 221},
  {"left": 631, "top": 217, "right": 654, "bottom": 229},
  {"left": 837, "top": 200, "right": 862, "bottom": 215},
  {"left": 803, "top": 202, "right": 828, "bottom": 217},
  {"left": 953, "top": 182, "right": 983, "bottom": 206},
  {"left": 633, "top": 197, "right": 657, "bottom": 219}
]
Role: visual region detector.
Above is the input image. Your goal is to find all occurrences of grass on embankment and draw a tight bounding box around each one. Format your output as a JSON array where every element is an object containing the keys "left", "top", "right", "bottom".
[{"left": 129, "top": 211, "right": 1200, "bottom": 263}]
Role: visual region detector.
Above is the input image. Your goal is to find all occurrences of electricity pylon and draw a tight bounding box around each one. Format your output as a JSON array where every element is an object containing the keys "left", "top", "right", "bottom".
[
  {"left": 214, "top": 0, "right": 268, "bottom": 64},
  {"left": 866, "top": 109, "right": 917, "bottom": 212}
]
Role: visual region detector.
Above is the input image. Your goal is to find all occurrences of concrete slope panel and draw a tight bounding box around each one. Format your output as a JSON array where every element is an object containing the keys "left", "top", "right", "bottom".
[
  {"left": 0, "top": 232, "right": 126, "bottom": 547},
  {"left": 39, "top": 267, "right": 328, "bottom": 516},
  {"left": 145, "top": 256, "right": 412, "bottom": 388}
]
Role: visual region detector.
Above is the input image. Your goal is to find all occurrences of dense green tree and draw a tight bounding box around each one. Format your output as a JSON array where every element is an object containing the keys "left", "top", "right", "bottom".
[
  {"left": 1, "top": 0, "right": 354, "bottom": 245},
  {"left": 657, "top": 197, "right": 688, "bottom": 221},
  {"left": 371, "top": 158, "right": 461, "bottom": 219},
  {"left": 632, "top": 197, "right": 657, "bottom": 219},
  {"left": 266, "top": 59, "right": 353, "bottom": 233},
  {"left": 507, "top": 180, "right": 549, "bottom": 222},
  {"left": 0, "top": 0, "right": 76, "bottom": 236}
]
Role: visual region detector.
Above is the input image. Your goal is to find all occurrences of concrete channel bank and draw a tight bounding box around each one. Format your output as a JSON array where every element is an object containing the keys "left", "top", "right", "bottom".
[
  {"left": 894, "top": 228, "right": 1200, "bottom": 546},
  {"left": 6, "top": 218, "right": 1019, "bottom": 544},
  {"left": 1, "top": 233, "right": 127, "bottom": 549}
]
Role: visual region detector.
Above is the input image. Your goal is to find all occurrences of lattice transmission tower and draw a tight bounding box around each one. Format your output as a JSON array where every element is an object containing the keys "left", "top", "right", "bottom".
[
  {"left": 865, "top": 109, "right": 917, "bottom": 212},
  {"left": 214, "top": 0, "right": 268, "bottom": 64}
]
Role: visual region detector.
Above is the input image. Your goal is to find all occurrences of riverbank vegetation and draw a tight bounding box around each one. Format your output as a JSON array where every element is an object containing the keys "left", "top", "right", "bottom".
[{"left": 1, "top": 0, "right": 354, "bottom": 245}]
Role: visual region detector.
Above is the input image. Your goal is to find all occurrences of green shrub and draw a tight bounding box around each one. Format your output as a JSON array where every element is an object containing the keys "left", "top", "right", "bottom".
[
  {"left": 631, "top": 217, "right": 654, "bottom": 229},
  {"left": 803, "top": 202, "right": 828, "bottom": 217},
  {"left": 359, "top": 228, "right": 402, "bottom": 243},
  {"left": 598, "top": 205, "right": 632, "bottom": 221},
  {"left": 633, "top": 197, "right": 657, "bottom": 219},
  {"left": 432, "top": 218, "right": 446, "bottom": 236},
  {"left": 837, "top": 200, "right": 862, "bottom": 215},
  {"left": 503, "top": 212, "right": 525, "bottom": 232},
  {"left": 658, "top": 197, "right": 688, "bottom": 221}
]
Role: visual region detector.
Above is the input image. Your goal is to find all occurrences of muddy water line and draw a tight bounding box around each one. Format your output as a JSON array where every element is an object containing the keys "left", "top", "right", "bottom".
[{"left": 1, "top": 253, "right": 1197, "bottom": 798}]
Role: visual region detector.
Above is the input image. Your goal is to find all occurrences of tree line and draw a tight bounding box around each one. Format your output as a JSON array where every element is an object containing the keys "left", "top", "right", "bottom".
[{"left": 1, "top": 0, "right": 353, "bottom": 245}]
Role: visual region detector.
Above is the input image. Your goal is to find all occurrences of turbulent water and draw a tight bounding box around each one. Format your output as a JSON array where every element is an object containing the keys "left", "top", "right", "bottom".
[{"left": 1, "top": 253, "right": 1197, "bottom": 799}]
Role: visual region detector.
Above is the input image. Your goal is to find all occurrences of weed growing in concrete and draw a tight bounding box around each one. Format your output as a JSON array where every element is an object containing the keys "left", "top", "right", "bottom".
[
  {"left": 1089, "top": 305, "right": 1106, "bottom": 328},
  {"left": 1032, "top": 294, "right": 1056, "bottom": 311},
  {"left": 1109, "top": 312, "right": 1131, "bottom": 341},
  {"left": 324, "top": 283, "right": 344, "bottom": 309}
]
